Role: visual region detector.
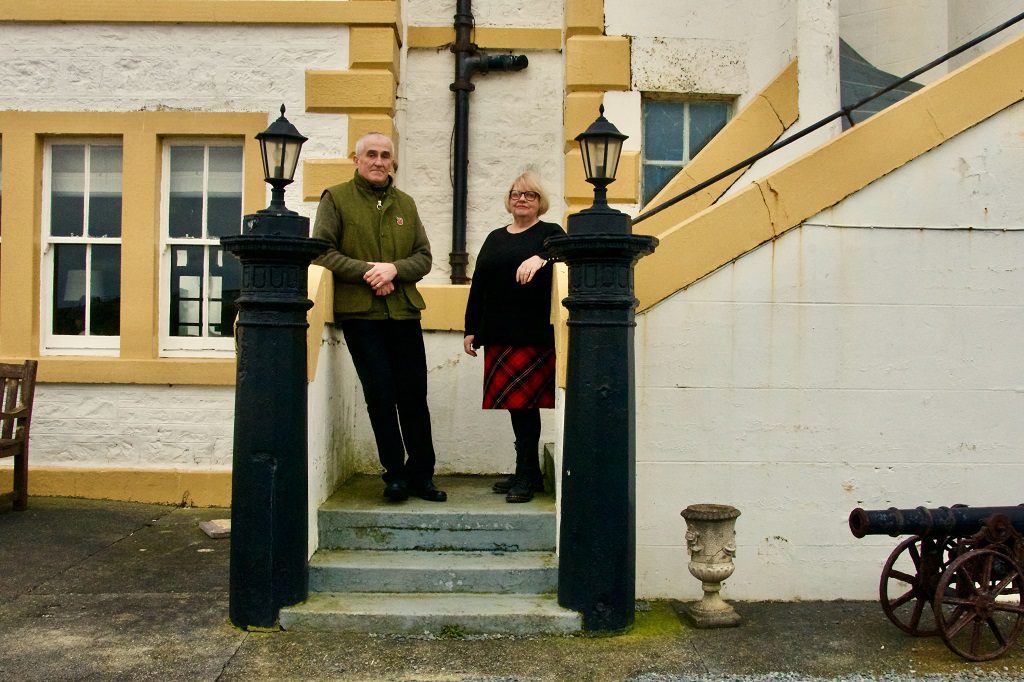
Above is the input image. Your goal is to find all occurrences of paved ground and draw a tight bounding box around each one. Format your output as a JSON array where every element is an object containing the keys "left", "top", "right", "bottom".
[{"left": 3, "top": 496, "right": 1024, "bottom": 681}]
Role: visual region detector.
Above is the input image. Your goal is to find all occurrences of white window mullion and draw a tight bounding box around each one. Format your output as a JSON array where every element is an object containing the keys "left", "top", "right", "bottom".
[
  {"left": 201, "top": 147, "right": 212, "bottom": 339},
  {"left": 82, "top": 243, "right": 93, "bottom": 335},
  {"left": 682, "top": 103, "right": 691, "bottom": 162}
]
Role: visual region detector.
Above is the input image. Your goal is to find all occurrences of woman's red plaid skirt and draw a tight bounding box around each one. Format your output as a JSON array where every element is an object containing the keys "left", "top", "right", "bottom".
[{"left": 482, "top": 344, "right": 556, "bottom": 409}]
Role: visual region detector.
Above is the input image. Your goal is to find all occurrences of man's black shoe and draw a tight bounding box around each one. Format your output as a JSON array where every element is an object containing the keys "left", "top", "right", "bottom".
[
  {"left": 409, "top": 479, "right": 447, "bottom": 502},
  {"left": 383, "top": 479, "right": 409, "bottom": 501}
]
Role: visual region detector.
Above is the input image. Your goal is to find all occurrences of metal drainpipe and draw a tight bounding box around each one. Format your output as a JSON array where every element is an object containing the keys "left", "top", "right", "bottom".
[{"left": 449, "top": 0, "right": 528, "bottom": 283}]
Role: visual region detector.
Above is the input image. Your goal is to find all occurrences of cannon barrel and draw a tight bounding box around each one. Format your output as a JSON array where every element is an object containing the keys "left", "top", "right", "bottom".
[{"left": 849, "top": 505, "right": 1024, "bottom": 539}]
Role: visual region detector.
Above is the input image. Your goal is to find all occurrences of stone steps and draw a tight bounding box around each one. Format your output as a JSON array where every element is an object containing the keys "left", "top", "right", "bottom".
[
  {"left": 309, "top": 549, "right": 558, "bottom": 593},
  {"left": 279, "top": 592, "right": 580, "bottom": 635},
  {"left": 279, "top": 475, "right": 581, "bottom": 635}
]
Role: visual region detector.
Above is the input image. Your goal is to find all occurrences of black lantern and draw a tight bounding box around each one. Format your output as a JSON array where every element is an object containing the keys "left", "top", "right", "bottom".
[
  {"left": 255, "top": 104, "right": 308, "bottom": 213},
  {"left": 575, "top": 104, "right": 628, "bottom": 208}
]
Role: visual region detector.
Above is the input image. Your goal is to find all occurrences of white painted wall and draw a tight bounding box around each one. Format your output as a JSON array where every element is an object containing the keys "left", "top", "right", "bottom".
[
  {"left": 399, "top": 48, "right": 566, "bottom": 284},
  {"left": 607, "top": 0, "right": 797, "bottom": 109},
  {"left": 634, "top": 99, "right": 1024, "bottom": 600},
  {"left": 840, "top": 0, "right": 1024, "bottom": 84},
  {"left": 321, "top": 328, "right": 557, "bottom": 478},
  {"left": 839, "top": 0, "right": 948, "bottom": 84},
  {"left": 0, "top": 23, "right": 348, "bottom": 220},
  {"left": 405, "top": 0, "right": 563, "bottom": 28},
  {"left": 25, "top": 384, "right": 234, "bottom": 468}
]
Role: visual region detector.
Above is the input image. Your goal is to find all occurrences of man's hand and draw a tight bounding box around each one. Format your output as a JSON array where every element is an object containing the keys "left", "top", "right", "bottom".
[
  {"left": 463, "top": 335, "right": 477, "bottom": 357},
  {"left": 374, "top": 282, "right": 395, "bottom": 296},
  {"left": 364, "top": 262, "right": 398, "bottom": 292}
]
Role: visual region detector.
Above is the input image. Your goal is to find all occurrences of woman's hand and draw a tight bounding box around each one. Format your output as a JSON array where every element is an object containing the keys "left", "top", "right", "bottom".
[
  {"left": 463, "top": 335, "right": 477, "bottom": 357},
  {"left": 516, "top": 255, "right": 547, "bottom": 284}
]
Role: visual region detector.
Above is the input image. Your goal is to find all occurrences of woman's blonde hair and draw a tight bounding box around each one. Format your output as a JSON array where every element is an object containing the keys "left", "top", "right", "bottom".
[{"left": 504, "top": 170, "right": 550, "bottom": 215}]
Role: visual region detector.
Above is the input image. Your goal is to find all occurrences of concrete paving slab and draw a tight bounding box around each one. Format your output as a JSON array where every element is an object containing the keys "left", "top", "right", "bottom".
[
  {"left": 0, "top": 593, "right": 244, "bottom": 682},
  {"left": 0, "top": 497, "right": 172, "bottom": 601},
  {"left": 4, "top": 495, "right": 1024, "bottom": 681}
]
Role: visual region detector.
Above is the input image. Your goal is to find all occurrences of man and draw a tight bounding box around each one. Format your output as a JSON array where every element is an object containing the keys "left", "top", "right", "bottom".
[{"left": 312, "top": 132, "right": 446, "bottom": 502}]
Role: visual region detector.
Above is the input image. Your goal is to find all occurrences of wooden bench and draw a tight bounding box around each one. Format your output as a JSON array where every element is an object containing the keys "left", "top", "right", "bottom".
[{"left": 1, "top": 360, "right": 38, "bottom": 511}]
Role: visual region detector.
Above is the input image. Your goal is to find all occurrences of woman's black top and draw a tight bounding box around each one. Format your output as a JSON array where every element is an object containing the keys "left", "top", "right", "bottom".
[{"left": 464, "top": 220, "right": 566, "bottom": 347}]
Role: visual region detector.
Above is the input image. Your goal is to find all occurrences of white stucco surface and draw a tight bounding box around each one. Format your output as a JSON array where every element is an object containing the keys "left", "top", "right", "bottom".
[
  {"left": 0, "top": 23, "right": 348, "bottom": 219},
  {"left": 399, "top": 49, "right": 565, "bottom": 283},
  {"left": 840, "top": 0, "right": 1024, "bottom": 83},
  {"left": 633, "top": 101, "right": 1024, "bottom": 600},
  {"left": 818, "top": 100, "right": 1024, "bottom": 229},
  {"left": 405, "top": 0, "right": 564, "bottom": 28},
  {"left": 27, "top": 384, "right": 234, "bottom": 468},
  {"left": 607, "top": 0, "right": 796, "bottom": 110},
  {"left": 318, "top": 328, "right": 557, "bottom": 478}
]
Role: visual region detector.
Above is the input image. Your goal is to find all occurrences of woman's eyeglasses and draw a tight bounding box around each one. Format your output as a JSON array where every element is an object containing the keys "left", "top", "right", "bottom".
[{"left": 509, "top": 190, "right": 540, "bottom": 201}]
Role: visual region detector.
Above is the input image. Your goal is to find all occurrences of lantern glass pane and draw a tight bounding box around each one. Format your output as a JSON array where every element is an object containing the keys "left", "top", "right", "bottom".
[
  {"left": 261, "top": 138, "right": 287, "bottom": 180},
  {"left": 282, "top": 140, "right": 301, "bottom": 181},
  {"left": 582, "top": 136, "right": 622, "bottom": 181}
]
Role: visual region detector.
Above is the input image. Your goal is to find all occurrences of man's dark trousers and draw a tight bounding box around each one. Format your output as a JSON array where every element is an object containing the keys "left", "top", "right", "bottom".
[{"left": 340, "top": 318, "right": 436, "bottom": 485}]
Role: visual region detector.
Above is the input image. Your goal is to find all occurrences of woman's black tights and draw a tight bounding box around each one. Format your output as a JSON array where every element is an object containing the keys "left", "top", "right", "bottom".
[{"left": 509, "top": 408, "right": 542, "bottom": 480}]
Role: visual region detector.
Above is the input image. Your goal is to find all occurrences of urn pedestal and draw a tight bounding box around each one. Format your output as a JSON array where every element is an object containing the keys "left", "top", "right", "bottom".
[{"left": 681, "top": 503, "right": 742, "bottom": 628}]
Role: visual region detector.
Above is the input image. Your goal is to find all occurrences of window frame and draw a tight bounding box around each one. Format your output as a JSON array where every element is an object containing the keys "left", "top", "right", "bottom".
[
  {"left": 39, "top": 138, "right": 123, "bottom": 356},
  {"left": 158, "top": 137, "right": 245, "bottom": 357},
  {"left": 640, "top": 97, "right": 732, "bottom": 207}
]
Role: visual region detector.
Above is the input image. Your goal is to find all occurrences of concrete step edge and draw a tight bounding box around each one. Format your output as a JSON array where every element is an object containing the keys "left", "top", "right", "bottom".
[
  {"left": 308, "top": 549, "right": 559, "bottom": 594},
  {"left": 310, "top": 549, "right": 557, "bottom": 570},
  {"left": 279, "top": 592, "right": 581, "bottom": 635}
]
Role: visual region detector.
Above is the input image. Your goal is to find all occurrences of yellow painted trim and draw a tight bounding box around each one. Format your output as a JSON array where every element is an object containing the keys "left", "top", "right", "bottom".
[
  {"left": 0, "top": 132, "right": 42, "bottom": 359},
  {"left": 119, "top": 132, "right": 161, "bottom": 359},
  {"left": 351, "top": 26, "right": 401, "bottom": 74},
  {"left": 635, "top": 32, "right": 1024, "bottom": 312},
  {"left": 306, "top": 265, "right": 334, "bottom": 383},
  {"left": 635, "top": 60, "right": 799, "bottom": 237},
  {"left": 565, "top": 149, "right": 640, "bottom": 204},
  {"left": 564, "top": 91, "right": 604, "bottom": 151},
  {"left": 565, "top": 35, "right": 630, "bottom": 92},
  {"left": 0, "top": 466, "right": 231, "bottom": 507},
  {"left": 347, "top": 114, "right": 398, "bottom": 158},
  {"left": 565, "top": 0, "right": 604, "bottom": 38},
  {"left": 306, "top": 69, "right": 396, "bottom": 115},
  {"left": 407, "top": 26, "right": 562, "bottom": 50},
  {"left": 551, "top": 263, "right": 569, "bottom": 388},
  {"left": 303, "top": 158, "right": 356, "bottom": 202},
  {"left": 0, "top": 0, "right": 400, "bottom": 26},
  {"left": 420, "top": 284, "right": 470, "bottom": 331},
  {"left": 0, "top": 357, "right": 236, "bottom": 385}
]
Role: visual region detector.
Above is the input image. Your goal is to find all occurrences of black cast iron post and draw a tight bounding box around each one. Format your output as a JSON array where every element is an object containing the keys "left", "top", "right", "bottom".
[
  {"left": 221, "top": 107, "right": 328, "bottom": 630},
  {"left": 546, "top": 109, "right": 657, "bottom": 633}
]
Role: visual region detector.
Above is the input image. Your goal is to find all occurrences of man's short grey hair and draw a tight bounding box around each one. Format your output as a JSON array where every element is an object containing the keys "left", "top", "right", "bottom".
[{"left": 354, "top": 132, "right": 394, "bottom": 157}]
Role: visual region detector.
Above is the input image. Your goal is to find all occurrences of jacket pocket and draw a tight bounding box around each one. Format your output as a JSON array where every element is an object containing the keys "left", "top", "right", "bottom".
[
  {"left": 402, "top": 283, "right": 426, "bottom": 311},
  {"left": 334, "top": 281, "right": 373, "bottom": 313}
]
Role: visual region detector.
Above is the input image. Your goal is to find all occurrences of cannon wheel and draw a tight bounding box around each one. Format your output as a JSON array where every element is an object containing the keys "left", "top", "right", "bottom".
[
  {"left": 880, "top": 535, "right": 958, "bottom": 636},
  {"left": 933, "top": 547, "right": 1024, "bottom": 661}
]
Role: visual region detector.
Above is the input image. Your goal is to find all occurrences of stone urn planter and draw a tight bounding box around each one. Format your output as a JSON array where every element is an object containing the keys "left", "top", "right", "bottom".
[{"left": 680, "top": 503, "right": 741, "bottom": 628}]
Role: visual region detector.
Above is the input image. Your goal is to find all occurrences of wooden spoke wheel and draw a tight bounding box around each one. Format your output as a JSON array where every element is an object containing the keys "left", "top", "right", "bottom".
[
  {"left": 879, "top": 535, "right": 959, "bottom": 636},
  {"left": 933, "top": 547, "right": 1024, "bottom": 661}
]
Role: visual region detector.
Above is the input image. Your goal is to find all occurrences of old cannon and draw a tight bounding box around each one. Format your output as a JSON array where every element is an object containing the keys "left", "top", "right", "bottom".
[{"left": 849, "top": 504, "right": 1024, "bottom": 661}]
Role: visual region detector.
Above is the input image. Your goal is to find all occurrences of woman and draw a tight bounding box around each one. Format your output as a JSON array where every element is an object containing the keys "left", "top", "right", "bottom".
[{"left": 463, "top": 170, "right": 566, "bottom": 503}]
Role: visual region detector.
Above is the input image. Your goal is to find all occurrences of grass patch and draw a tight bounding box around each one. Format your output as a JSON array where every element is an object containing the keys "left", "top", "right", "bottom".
[{"left": 438, "top": 623, "right": 467, "bottom": 639}]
